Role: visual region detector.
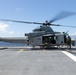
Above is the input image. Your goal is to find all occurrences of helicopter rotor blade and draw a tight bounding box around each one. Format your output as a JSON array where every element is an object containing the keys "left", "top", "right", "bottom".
[
  {"left": 50, "top": 11, "right": 76, "bottom": 23},
  {"left": 59, "top": 25, "right": 76, "bottom": 28},
  {"left": 51, "top": 24, "right": 76, "bottom": 28},
  {"left": 0, "top": 19, "right": 43, "bottom": 24}
]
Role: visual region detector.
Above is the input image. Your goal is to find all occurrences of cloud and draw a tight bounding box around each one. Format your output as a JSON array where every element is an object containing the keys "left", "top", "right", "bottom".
[
  {"left": 69, "top": 32, "right": 76, "bottom": 36},
  {"left": 0, "top": 22, "right": 24, "bottom": 37},
  {"left": 0, "top": 22, "right": 15, "bottom": 36},
  {"left": 0, "top": 22, "right": 9, "bottom": 32},
  {"left": 69, "top": 32, "right": 76, "bottom": 39},
  {"left": 9, "top": 31, "right": 14, "bottom": 34}
]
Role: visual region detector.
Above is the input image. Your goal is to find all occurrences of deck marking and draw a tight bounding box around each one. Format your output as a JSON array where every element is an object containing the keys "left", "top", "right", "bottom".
[
  {"left": 18, "top": 49, "right": 24, "bottom": 53},
  {"left": 43, "top": 50, "right": 45, "bottom": 51},
  {"left": 62, "top": 51, "right": 76, "bottom": 62}
]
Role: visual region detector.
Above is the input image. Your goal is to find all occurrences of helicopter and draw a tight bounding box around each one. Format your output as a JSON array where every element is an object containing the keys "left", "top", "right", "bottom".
[{"left": 0, "top": 11, "right": 76, "bottom": 48}]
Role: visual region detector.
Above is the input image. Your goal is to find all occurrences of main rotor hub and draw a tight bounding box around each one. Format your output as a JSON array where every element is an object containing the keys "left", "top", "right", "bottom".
[{"left": 43, "top": 20, "right": 50, "bottom": 26}]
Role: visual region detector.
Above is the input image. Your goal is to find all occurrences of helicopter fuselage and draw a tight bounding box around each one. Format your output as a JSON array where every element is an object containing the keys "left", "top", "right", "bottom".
[{"left": 25, "top": 26, "right": 67, "bottom": 47}]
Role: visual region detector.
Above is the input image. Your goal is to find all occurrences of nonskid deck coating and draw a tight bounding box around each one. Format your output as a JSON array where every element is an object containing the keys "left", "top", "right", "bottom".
[{"left": 0, "top": 47, "right": 76, "bottom": 75}]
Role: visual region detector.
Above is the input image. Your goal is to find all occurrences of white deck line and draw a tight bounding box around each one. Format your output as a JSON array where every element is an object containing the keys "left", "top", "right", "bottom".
[{"left": 62, "top": 51, "right": 76, "bottom": 62}]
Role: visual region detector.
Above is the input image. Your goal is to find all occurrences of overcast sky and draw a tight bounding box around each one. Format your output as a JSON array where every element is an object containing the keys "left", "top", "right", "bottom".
[{"left": 0, "top": 0, "right": 76, "bottom": 37}]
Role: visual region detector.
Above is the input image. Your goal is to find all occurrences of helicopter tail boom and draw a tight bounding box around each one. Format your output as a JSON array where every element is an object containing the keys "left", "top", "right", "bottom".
[{"left": 0, "top": 37, "right": 30, "bottom": 45}]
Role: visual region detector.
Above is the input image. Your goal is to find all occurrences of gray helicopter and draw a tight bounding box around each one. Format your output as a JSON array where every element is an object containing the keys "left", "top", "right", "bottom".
[{"left": 0, "top": 11, "right": 76, "bottom": 48}]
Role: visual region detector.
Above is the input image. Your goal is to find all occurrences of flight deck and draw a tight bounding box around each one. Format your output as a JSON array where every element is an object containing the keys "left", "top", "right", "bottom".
[{"left": 0, "top": 47, "right": 76, "bottom": 75}]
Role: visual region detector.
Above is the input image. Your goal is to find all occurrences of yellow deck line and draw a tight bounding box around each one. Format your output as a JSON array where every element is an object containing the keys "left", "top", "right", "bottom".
[{"left": 18, "top": 49, "right": 24, "bottom": 52}]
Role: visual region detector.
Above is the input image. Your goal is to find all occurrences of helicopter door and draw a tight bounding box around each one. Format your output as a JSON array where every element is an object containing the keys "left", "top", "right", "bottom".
[
  {"left": 42, "top": 36, "right": 49, "bottom": 44},
  {"left": 42, "top": 35, "right": 56, "bottom": 44},
  {"left": 31, "top": 36, "right": 42, "bottom": 46},
  {"left": 55, "top": 35, "right": 64, "bottom": 44}
]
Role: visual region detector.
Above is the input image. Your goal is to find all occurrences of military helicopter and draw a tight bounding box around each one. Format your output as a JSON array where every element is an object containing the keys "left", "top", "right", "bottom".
[{"left": 0, "top": 11, "right": 76, "bottom": 48}]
